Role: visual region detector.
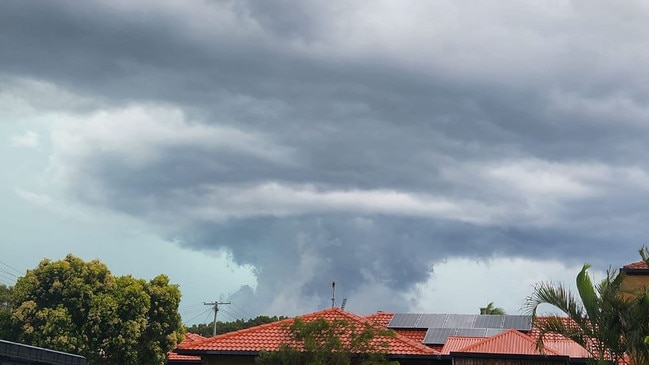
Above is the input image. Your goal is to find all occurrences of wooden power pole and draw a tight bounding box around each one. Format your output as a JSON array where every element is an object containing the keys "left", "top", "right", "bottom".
[{"left": 203, "top": 301, "right": 231, "bottom": 336}]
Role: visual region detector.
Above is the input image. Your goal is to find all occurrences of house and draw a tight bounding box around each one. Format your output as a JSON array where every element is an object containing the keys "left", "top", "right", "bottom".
[
  {"left": 174, "top": 308, "right": 592, "bottom": 365},
  {"left": 175, "top": 307, "right": 440, "bottom": 365},
  {"left": 166, "top": 333, "right": 206, "bottom": 365},
  {"left": 442, "top": 329, "right": 590, "bottom": 365},
  {"left": 619, "top": 260, "right": 649, "bottom": 297},
  {"left": 0, "top": 339, "right": 86, "bottom": 365}
]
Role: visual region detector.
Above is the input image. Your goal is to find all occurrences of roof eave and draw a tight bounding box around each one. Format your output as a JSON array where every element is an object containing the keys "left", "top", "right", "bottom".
[
  {"left": 450, "top": 352, "right": 571, "bottom": 361},
  {"left": 387, "top": 353, "right": 443, "bottom": 360},
  {"left": 174, "top": 349, "right": 260, "bottom": 356}
]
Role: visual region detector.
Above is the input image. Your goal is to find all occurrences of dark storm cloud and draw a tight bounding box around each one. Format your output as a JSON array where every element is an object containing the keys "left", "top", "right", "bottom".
[{"left": 5, "top": 0, "right": 649, "bottom": 314}]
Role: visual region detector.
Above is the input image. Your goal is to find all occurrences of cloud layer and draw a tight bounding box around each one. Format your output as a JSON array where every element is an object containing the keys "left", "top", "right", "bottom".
[{"left": 3, "top": 0, "right": 649, "bottom": 316}]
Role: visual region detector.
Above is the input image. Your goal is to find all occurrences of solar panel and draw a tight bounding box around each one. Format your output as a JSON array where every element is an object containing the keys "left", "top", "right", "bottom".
[
  {"left": 455, "top": 328, "right": 490, "bottom": 337},
  {"left": 416, "top": 314, "right": 449, "bottom": 328},
  {"left": 423, "top": 328, "right": 457, "bottom": 344},
  {"left": 444, "top": 314, "right": 476, "bottom": 328},
  {"left": 474, "top": 315, "right": 505, "bottom": 328},
  {"left": 387, "top": 313, "right": 422, "bottom": 328},
  {"left": 503, "top": 315, "right": 532, "bottom": 330},
  {"left": 486, "top": 328, "right": 506, "bottom": 336}
]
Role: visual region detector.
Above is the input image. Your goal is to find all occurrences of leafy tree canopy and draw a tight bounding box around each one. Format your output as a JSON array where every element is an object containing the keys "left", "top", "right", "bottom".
[
  {"left": 0, "top": 284, "right": 13, "bottom": 338},
  {"left": 5, "top": 254, "right": 184, "bottom": 365},
  {"left": 256, "top": 317, "right": 399, "bottom": 365}
]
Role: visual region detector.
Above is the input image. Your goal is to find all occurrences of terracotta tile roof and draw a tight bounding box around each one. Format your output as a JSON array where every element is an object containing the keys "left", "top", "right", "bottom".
[
  {"left": 543, "top": 338, "right": 590, "bottom": 358},
  {"left": 530, "top": 317, "right": 604, "bottom": 359},
  {"left": 454, "top": 329, "right": 563, "bottom": 356},
  {"left": 393, "top": 329, "right": 427, "bottom": 342},
  {"left": 623, "top": 261, "right": 649, "bottom": 270},
  {"left": 364, "top": 311, "right": 394, "bottom": 327},
  {"left": 178, "top": 307, "right": 438, "bottom": 357},
  {"left": 184, "top": 333, "right": 209, "bottom": 343},
  {"left": 528, "top": 316, "right": 580, "bottom": 341},
  {"left": 167, "top": 353, "right": 202, "bottom": 362},
  {"left": 441, "top": 337, "right": 484, "bottom": 355},
  {"left": 364, "top": 312, "right": 427, "bottom": 341},
  {"left": 168, "top": 333, "right": 206, "bottom": 362}
]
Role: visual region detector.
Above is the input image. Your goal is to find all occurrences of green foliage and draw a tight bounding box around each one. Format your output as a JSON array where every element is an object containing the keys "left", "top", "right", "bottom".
[
  {"left": 480, "top": 302, "right": 506, "bottom": 315},
  {"left": 525, "top": 248, "right": 649, "bottom": 365},
  {"left": 187, "top": 315, "right": 288, "bottom": 337},
  {"left": 256, "top": 317, "right": 399, "bottom": 365},
  {"left": 0, "top": 284, "right": 15, "bottom": 339},
  {"left": 6, "top": 254, "right": 184, "bottom": 365}
]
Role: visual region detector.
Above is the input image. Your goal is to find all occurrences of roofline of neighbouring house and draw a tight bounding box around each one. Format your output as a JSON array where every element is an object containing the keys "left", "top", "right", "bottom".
[
  {"left": 449, "top": 351, "right": 570, "bottom": 361},
  {"left": 0, "top": 339, "right": 87, "bottom": 365},
  {"left": 175, "top": 348, "right": 442, "bottom": 360},
  {"left": 621, "top": 268, "right": 649, "bottom": 275}
]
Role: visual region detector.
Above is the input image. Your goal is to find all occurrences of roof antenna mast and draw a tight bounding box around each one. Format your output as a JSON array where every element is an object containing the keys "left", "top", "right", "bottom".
[{"left": 331, "top": 281, "right": 336, "bottom": 308}]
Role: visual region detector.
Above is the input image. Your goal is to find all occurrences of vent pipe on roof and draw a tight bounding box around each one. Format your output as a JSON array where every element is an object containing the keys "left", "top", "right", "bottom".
[{"left": 331, "top": 281, "right": 336, "bottom": 308}]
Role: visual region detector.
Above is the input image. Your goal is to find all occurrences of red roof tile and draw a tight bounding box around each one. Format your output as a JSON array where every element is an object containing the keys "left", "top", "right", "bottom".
[
  {"left": 441, "top": 337, "right": 484, "bottom": 355},
  {"left": 528, "top": 316, "right": 580, "bottom": 341},
  {"left": 623, "top": 261, "right": 649, "bottom": 270},
  {"left": 394, "top": 329, "right": 427, "bottom": 343},
  {"left": 179, "top": 307, "right": 438, "bottom": 356},
  {"left": 168, "top": 333, "right": 206, "bottom": 362},
  {"left": 543, "top": 339, "right": 590, "bottom": 358},
  {"left": 364, "top": 311, "right": 394, "bottom": 327},
  {"left": 530, "top": 317, "right": 603, "bottom": 359},
  {"left": 455, "top": 329, "right": 562, "bottom": 356}
]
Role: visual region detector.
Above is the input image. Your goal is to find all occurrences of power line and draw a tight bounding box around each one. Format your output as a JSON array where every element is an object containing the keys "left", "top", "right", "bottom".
[
  {"left": 219, "top": 307, "right": 243, "bottom": 321},
  {"left": 184, "top": 307, "right": 214, "bottom": 325},
  {"left": 0, "top": 267, "right": 18, "bottom": 280},
  {"left": 0, "top": 260, "right": 22, "bottom": 276},
  {"left": 0, "top": 271, "right": 16, "bottom": 285},
  {"left": 229, "top": 302, "right": 252, "bottom": 319}
]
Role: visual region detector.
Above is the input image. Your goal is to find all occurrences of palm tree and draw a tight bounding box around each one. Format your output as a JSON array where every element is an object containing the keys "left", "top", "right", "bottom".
[
  {"left": 525, "top": 250, "right": 649, "bottom": 365},
  {"left": 480, "top": 302, "right": 506, "bottom": 315}
]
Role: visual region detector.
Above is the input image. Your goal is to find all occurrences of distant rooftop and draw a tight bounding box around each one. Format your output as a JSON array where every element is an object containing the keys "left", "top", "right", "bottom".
[
  {"left": 622, "top": 261, "right": 649, "bottom": 270},
  {"left": 0, "top": 339, "right": 86, "bottom": 365}
]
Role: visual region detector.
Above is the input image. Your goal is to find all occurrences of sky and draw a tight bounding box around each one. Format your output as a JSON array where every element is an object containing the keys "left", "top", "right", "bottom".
[{"left": 2, "top": 0, "right": 649, "bottom": 325}]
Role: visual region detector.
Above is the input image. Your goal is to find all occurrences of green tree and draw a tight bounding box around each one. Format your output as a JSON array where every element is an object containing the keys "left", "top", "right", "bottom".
[
  {"left": 187, "top": 315, "right": 288, "bottom": 337},
  {"left": 8, "top": 254, "right": 184, "bottom": 365},
  {"left": 256, "top": 317, "right": 398, "bottom": 365},
  {"left": 525, "top": 248, "right": 649, "bottom": 365},
  {"left": 0, "top": 284, "right": 13, "bottom": 338},
  {"left": 480, "top": 302, "right": 506, "bottom": 315}
]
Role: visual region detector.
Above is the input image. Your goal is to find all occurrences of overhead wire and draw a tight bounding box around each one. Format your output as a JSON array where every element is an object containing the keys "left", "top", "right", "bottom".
[
  {"left": 183, "top": 307, "right": 214, "bottom": 325},
  {"left": 0, "top": 271, "right": 16, "bottom": 286},
  {"left": 0, "top": 260, "right": 22, "bottom": 276},
  {"left": 218, "top": 307, "right": 241, "bottom": 321},
  {"left": 229, "top": 302, "right": 252, "bottom": 319}
]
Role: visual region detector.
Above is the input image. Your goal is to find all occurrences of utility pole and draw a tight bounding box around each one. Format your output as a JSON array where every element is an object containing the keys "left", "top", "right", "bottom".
[{"left": 203, "top": 301, "right": 231, "bottom": 336}]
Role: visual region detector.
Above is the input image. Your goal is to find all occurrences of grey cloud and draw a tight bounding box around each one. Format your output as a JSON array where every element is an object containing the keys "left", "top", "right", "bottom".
[{"left": 4, "top": 0, "right": 649, "bottom": 315}]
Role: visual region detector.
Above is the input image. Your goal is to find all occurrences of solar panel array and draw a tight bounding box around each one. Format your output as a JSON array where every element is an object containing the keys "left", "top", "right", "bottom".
[{"left": 388, "top": 314, "right": 532, "bottom": 345}]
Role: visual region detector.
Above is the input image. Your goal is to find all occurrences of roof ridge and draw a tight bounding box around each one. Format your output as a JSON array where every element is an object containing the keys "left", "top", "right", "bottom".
[
  {"left": 178, "top": 316, "right": 296, "bottom": 349},
  {"left": 459, "top": 328, "right": 562, "bottom": 356},
  {"left": 309, "top": 308, "right": 438, "bottom": 355},
  {"left": 390, "top": 330, "right": 440, "bottom": 354},
  {"left": 179, "top": 307, "right": 438, "bottom": 356},
  {"left": 179, "top": 308, "right": 361, "bottom": 349}
]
